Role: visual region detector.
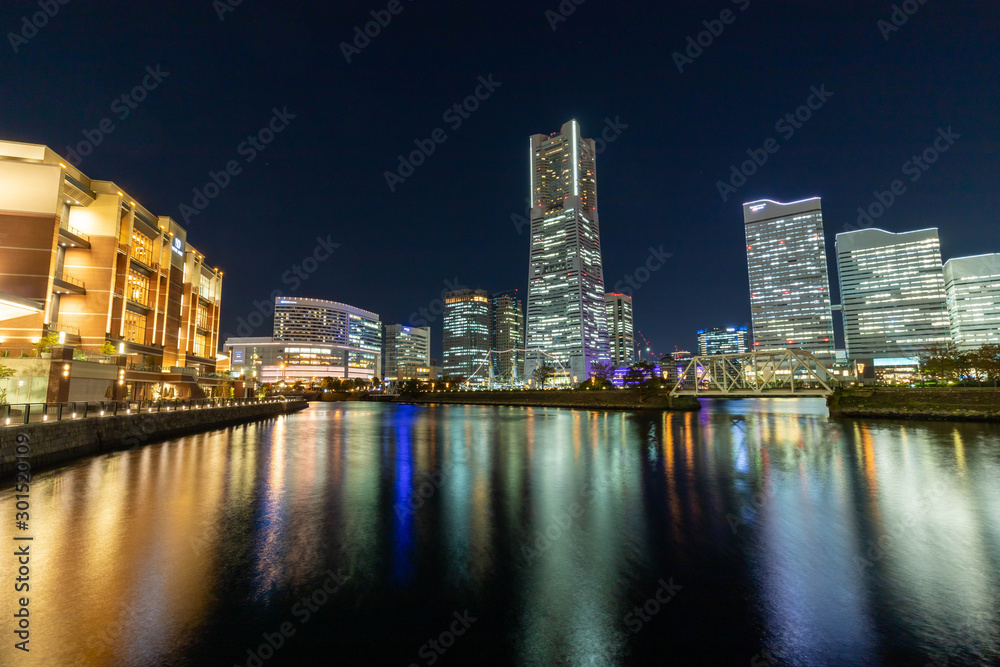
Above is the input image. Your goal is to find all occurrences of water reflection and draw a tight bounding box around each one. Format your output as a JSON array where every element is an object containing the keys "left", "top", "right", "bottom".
[{"left": 1, "top": 400, "right": 998, "bottom": 665}]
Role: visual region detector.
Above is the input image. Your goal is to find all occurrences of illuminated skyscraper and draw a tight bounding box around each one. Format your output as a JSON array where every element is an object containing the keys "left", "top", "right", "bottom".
[
  {"left": 744, "top": 198, "right": 835, "bottom": 357},
  {"left": 697, "top": 326, "right": 749, "bottom": 356},
  {"left": 382, "top": 324, "right": 431, "bottom": 381},
  {"left": 443, "top": 288, "right": 490, "bottom": 379},
  {"left": 836, "top": 228, "right": 951, "bottom": 360},
  {"left": 490, "top": 289, "right": 524, "bottom": 381},
  {"left": 524, "top": 120, "right": 609, "bottom": 383},
  {"left": 605, "top": 293, "right": 634, "bottom": 366},
  {"left": 944, "top": 254, "right": 1000, "bottom": 351}
]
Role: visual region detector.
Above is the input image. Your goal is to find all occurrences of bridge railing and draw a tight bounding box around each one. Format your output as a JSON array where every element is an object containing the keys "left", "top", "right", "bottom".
[{"left": 669, "top": 349, "right": 843, "bottom": 397}]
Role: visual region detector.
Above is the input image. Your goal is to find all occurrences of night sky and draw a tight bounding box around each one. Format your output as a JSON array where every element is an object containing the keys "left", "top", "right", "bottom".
[{"left": 3, "top": 0, "right": 998, "bottom": 359}]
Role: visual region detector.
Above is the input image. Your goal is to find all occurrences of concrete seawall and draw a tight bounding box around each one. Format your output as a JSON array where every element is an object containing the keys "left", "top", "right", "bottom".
[
  {"left": 0, "top": 399, "right": 308, "bottom": 477},
  {"left": 828, "top": 388, "right": 1000, "bottom": 422}
]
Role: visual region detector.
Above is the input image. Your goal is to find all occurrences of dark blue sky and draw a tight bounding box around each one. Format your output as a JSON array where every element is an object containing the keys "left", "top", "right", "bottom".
[{"left": 2, "top": 0, "right": 997, "bottom": 359}]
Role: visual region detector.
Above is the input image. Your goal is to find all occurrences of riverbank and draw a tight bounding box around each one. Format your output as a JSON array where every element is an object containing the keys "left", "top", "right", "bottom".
[
  {"left": 397, "top": 390, "right": 701, "bottom": 411},
  {"left": 0, "top": 399, "right": 308, "bottom": 476},
  {"left": 828, "top": 387, "right": 1000, "bottom": 422}
]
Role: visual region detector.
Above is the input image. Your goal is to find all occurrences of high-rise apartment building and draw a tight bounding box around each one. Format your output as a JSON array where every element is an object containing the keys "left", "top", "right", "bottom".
[
  {"left": 836, "top": 228, "right": 951, "bottom": 360},
  {"left": 697, "top": 326, "right": 749, "bottom": 356},
  {"left": 273, "top": 297, "right": 381, "bottom": 374},
  {"left": 490, "top": 289, "right": 524, "bottom": 381},
  {"left": 524, "top": 120, "right": 610, "bottom": 384},
  {"left": 0, "top": 139, "right": 224, "bottom": 402},
  {"left": 605, "top": 293, "right": 635, "bottom": 366},
  {"left": 944, "top": 254, "right": 1000, "bottom": 351},
  {"left": 744, "top": 198, "right": 836, "bottom": 357},
  {"left": 443, "top": 289, "right": 490, "bottom": 379},
  {"left": 224, "top": 297, "right": 382, "bottom": 383},
  {"left": 383, "top": 324, "right": 431, "bottom": 381}
]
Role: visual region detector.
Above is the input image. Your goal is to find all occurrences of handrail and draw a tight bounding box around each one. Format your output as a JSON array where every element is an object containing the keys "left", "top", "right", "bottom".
[
  {"left": 53, "top": 270, "right": 86, "bottom": 289},
  {"left": 1, "top": 397, "right": 289, "bottom": 426}
]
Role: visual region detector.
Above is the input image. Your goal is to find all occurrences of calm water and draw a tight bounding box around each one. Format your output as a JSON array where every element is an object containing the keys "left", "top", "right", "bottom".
[{"left": 2, "top": 400, "right": 1000, "bottom": 666}]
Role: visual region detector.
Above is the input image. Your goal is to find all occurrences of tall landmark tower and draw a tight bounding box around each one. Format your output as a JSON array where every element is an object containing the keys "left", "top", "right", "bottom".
[{"left": 524, "top": 120, "right": 609, "bottom": 383}]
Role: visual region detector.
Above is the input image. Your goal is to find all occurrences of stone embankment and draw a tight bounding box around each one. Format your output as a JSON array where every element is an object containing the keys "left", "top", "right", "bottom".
[
  {"left": 0, "top": 399, "right": 308, "bottom": 476},
  {"left": 828, "top": 388, "right": 1000, "bottom": 422}
]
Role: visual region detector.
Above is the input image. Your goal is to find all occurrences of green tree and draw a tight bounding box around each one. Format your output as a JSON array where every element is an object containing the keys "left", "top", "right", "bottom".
[
  {"left": 0, "top": 362, "right": 14, "bottom": 404},
  {"left": 971, "top": 344, "right": 1000, "bottom": 386},
  {"left": 533, "top": 365, "right": 555, "bottom": 389},
  {"left": 34, "top": 332, "right": 60, "bottom": 355},
  {"left": 917, "top": 343, "right": 957, "bottom": 384},
  {"left": 101, "top": 341, "right": 118, "bottom": 356},
  {"left": 292, "top": 381, "right": 305, "bottom": 392},
  {"left": 590, "top": 360, "right": 614, "bottom": 387}
]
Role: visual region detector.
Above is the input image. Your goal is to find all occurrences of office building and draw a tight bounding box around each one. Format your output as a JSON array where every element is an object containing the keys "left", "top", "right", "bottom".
[
  {"left": 944, "top": 254, "right": 1000, "bottom": 351},
  {"left": 605, "top": 293, "right": 635, "bottom": 366},
  {"left": 836, "top": 228, "right": 951, "bottom": 360},
  {"left": 490, "top": 289, "right": 524, "bottom": 381},
  {"left": 0, "top": 139, "right": 225, "bottom": 402},
  {"left": 697, "top": 326, "right": 749, "bottom": 356},
  {"left": 524, "top": 120, "right": 610, "bottom": 384},
  {"left": 744, "top": 198, "right": 836, "bottom": 357},
  {"left": 383, "top": 324, "right": 431, "bottom": 382},
  {"left": 225, "top": 298, "right": 382, "bottom": 382},
  {"left": 443, "top": 288, "right": 490, "bottom": 379}
]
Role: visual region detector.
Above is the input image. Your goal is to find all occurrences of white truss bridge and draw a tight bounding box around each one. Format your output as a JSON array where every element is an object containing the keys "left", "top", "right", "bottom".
[{"left": 669, "top": 349, "right": 841, "bottom": 397}]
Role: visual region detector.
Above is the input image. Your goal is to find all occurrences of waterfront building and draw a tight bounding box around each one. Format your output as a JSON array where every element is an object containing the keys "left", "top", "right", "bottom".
[
  {"left": 524, "top": 120, "right": 610, "bottom": 384},
  {"left": 744, "top": 198, "right": 836, "bottom": 357},
  {"left": 224, "top": 297, "right": 382, "bottom": 383},
  {"left": 944, "top": 254, "right": 1000, "bottom": 351},
  {"left": 697, "top": 326, "right": 749, "bottom": 356},
  {"left": 0, "top": 139, "right": 225, "bottom": 402},
  {"left": 836, "top": 228, "right": 951, "bottom": 361},
  {"left": 383, "top": 324, "right": 431, "bottom": 382},
  {"left": 490, "top": 289, "right": 524, "bottom": 382},
  {"left": 443, "top": 288, "right": 490, "bottom": 380},
  {"left": 605, "top": 293, "right": 635, "bottom": 367}
]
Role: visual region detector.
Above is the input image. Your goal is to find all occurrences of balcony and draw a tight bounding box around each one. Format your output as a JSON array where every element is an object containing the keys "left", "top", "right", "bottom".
[
  {"left": 53, "top": 271, "right": 86, "bottom": 295},
  {"left": 58, "top": 224, "right": 91, "bottom": 249},
  {"left": 197, "top": 285, "right": 215, "bottom": 302}
]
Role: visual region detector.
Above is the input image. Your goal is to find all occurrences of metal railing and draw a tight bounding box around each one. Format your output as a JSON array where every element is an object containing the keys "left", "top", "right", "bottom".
[
  {"left": 48, "top": 322, "right": 81, "bottom": 336},
  {"left": 60, "top": 223, "right": 91, "bottom": 243},
  {"left": 54, "top": 270, "right": 86, "bottom": 290},
  {"left": 1, "top": 396, "right": 288, "bottom": 426}
]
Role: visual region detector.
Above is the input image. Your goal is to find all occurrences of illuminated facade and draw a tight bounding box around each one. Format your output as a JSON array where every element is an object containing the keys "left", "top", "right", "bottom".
[
  {"left": 443, "top": 289, "right": 490, "bottom": 379},
  {"left": 605, "top": 293, "right": 634, "bottom": 366},
  {"left": 490, "top": 289, "right": 524, "bottom": 381},
  {"left": 383, "top": 324, "right": 431, "bottom": 381},
  {"left": 697, "top": 326, "right": 749, "bottom": 356},
  {"left": 0, "top": 139, "right": 224, "bottom": 401},
  {"left": 836, "top": 228, "right": 951, "bottom": 360},
  {"left": 273, "top": 297, "right": 381, "bottom": 374},
  {"left": 744, "top": 198, "right": 836, "bottom": 357},
  {"left": 525, "top": 120, "right": 610, "bottom": 383},
  {"left": 944, "top": 254, "right": 1000, "bottom": 351}
]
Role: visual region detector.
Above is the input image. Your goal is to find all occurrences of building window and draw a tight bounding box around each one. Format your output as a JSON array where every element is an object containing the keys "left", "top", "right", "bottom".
[
  {"left": 124, "top": 311, "right": 146, "bottom": 343},
  {"left": 131, "top": 231, "right": 154, "bottom": 265},
  {"left": 194, "top": 333, "right": 208, "bottom": 358},
  {"left": 196, "top": 304, "right": 210, "bottom": 329},
  {"left": 127, "top": 269, "right": 150, "bottom": 306}
]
